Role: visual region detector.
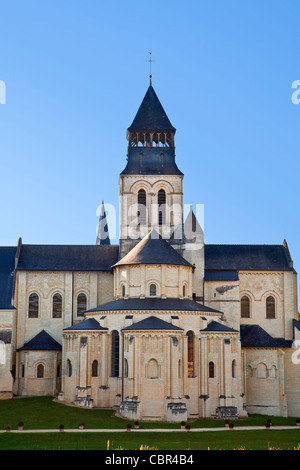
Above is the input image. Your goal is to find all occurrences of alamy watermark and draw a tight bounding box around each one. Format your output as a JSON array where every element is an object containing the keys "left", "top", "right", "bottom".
[
  {"left": 291, "top": 80, "right": 300, "bottom": 105},
  {"left": 0, "top": 80, "right": 6, "bottom": 104},
  {"left": 96, "top": 198, "right": 205, "bottom": 248}
]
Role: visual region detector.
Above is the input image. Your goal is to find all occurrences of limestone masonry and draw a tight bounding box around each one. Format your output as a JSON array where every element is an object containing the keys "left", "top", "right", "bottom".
[{"left": 0, "top": 82, "right": 299, "bottom": 421}]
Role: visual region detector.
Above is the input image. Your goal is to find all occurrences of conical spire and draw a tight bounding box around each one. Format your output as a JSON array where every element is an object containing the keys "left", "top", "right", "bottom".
[
  {"left": 184, "top": 206, "right": 204, "bottom": 243},
  {"left": 128, "top": 85, "right": 175, "bottom": 131},
  {"left": 96, "top": 201, "right": 110, "bottom": 245}
]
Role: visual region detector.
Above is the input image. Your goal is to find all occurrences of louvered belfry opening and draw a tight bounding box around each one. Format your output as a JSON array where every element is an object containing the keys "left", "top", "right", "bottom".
[
  {"left": 158, "top": 189, "right": 166, "bottom": 225},
  {"left": 138, "top": 189, "right": 147, "bottom": 225}
]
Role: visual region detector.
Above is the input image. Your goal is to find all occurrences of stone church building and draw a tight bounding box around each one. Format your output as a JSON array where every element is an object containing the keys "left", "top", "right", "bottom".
[{"left": 0, "top": 81, "right": 299, "bottom": 421}]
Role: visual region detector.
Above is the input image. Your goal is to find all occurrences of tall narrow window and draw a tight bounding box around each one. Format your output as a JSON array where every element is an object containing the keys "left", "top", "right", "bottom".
[
  {"left": 232, "top": 360, "right": 236, "bottom": 378},
  {"left": 209, "top": 361, "right": 215, "bottom": 378},
  {"left": 266, "top": 296, "right": 275, "bottom": 319},
  {"left": 92, "top": 360, "right": 98, "bottom": 377},
  {"left": 138, "top": 189, "right": 147, "bottom": 225},
  {"left": 182, "top": 285, "right": 186, "bottom": 297},
  {"left": 28, "top": 293, "right": 39, "bottom": 318},
  {"left": 122, "top": 285, "right": 126, "bottom": 297},
  {"left": 53, "top": 293, "right": 63, "bottom": 318},
  {"left": 77, "top": 293, "right": 87, "bottom": 317},
  {"left": 37, "top": 364, "right": 44, "bottom": 378},
  {"left": 67, "top": 359, "right": 72, "bottom": 377},
  {"left": 241, "top": 295, "right": 250, "bottom": 318},
  {"left": 149, "top": 283, "right": 157, "bottom": 296},
  {"left": 111, "top": 330, "right": 119, "bottom": 377},
  {"left": 158, "top": 189, "right": 166, "bottom": 225},
  {"left": 187, "top": 331, "right": 194, "bottom": 377}
]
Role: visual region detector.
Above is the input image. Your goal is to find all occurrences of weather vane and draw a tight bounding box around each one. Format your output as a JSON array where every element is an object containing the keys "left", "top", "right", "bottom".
[{"left": 147, "top": 49, "right": 154, "bottom": 85}]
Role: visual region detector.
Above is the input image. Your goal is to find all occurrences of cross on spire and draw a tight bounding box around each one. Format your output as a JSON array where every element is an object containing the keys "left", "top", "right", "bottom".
[{"left": 147, "top": 49, "right": 154, "bottom": 85}]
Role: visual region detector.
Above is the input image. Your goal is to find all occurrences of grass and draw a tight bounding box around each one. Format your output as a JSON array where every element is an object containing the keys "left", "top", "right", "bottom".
[
  {"left": 0, "top": 396, "right": 299, "bottom": 431},
  {"left": 0, "top": 397, "right": 300, "bottom": 450},
  {"left": 0, "top": 430, "right": 300, "bottom": 450}
]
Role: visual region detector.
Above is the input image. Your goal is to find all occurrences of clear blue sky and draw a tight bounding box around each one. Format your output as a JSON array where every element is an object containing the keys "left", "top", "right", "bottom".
[{"left": 0, "top": 1, "right": 299, "bottom": 302}]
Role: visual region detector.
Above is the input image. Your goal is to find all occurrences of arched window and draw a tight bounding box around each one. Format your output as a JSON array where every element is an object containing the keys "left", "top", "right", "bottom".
[
  {"left": 266, "top": 296, "right": 275, "bottom": 319},
  {"left": 53, "top": 293, "right": 63, "bottom": 318},
  {"left": 209, "top": 361, "right": 215, "bottom": 378},
  {"left": 232, "top": 360, "right": 236, "bottom": 378},
  {"left": 37, "top": 364, "right": 44, "bottom": 378},
  {"left": 158, "top": 189, "right": 166, "bottom": 225},
  {"left": 187, "top": 331, "right": 194, "bottom": 377},
  {"left": 92, "top": 360, "right": 98, "bottom": 377},
  {"left": 77, "top": 293, "right": 87, "bottom": 317},
  {"left": 67, "top": 359, "right": 72, "bottom": 377},
  {"left": 182, "top": 285, "right": 186, "bottom": 297},
  {"left": 122, "top": 285, "right": 126, "bottom": 297},
  {"left": 28, "top": 293, "right": 39, "bottom": 318},
  {"left": 20, "top": 363, "right": 25, "bottom": 378},
  {"left": 138, "top": 189, "right": 147, "bottom": 225},
  {"left": 124, "top": 358, "right": 128, "bottom": 378},
  {"left": 111, "top": 331, "right": 119, "bottom": 377},
  {"left": 149, "top": 283, "right": 157, "bottom": 296},
  {"left": 147, "top": 359, "right": 159, "bottom": 379},
  {"left": 241, "top": 295, "right": 250, "bottom": 318}
]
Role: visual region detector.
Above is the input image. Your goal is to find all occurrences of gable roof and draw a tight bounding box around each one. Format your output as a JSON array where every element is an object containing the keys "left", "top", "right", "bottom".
[
  {"left": 0, "top": 247, "right": 17, "bottom": 309},
  {"left": 240, "top": 324, "right": 292, "bottom": 348},
  {"left": 205, "top": 244, "right": 294, "bottom": 272},
  {"left": 128, "top": 85, "right": 175, "bottom": 131},
  {"left": 64, "top": 318, "right": 107, "bottom": 331},
  {"left": 201, "top": 320, "right": 238, "bottom": 333},
  {"left": 113, "top": 229, "right": 192, "bottom": 268},
  {"left": 122, "top": 315, "right": 183, "bottom": 331},
  {"left": 87, "top": 297, "right": 223, "bottom": 314},
  {"left": 17, "top": 244, "right": 119, "bottom": 271},
  {"left": 17, "top": 329, "right": 62, "bottom": 351}
]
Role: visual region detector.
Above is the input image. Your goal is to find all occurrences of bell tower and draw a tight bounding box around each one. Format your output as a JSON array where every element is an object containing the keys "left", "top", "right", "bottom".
[{"left": 119, "top": 82, "right": 184, "bottom": 258}]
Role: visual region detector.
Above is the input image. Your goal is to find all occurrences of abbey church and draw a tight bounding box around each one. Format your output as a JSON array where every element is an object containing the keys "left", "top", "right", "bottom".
[{"left": 0, "top": 81, "right": 299, "bottom": 421}]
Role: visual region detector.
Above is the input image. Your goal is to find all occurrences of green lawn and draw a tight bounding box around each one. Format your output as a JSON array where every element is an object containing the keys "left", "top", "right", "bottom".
[
  {"left": 0, "top": 396, "right": 299, "bottom": 431},
  {"left": 0, "top": 430, "right": 300, "bottom": 450}
]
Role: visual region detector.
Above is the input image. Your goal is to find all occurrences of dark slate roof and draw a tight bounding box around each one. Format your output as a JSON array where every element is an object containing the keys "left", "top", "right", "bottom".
[
  {"left": 204, "top": 270, "right": 239, "bottom": 281},
  {"left": 64, "top": 318, "right": 107, "bottom": 331},
  {"left": 17, "top": 244, "right": 119, "bottom": 271},
  {"left": 201, "top": 320, "right": 238, "bottom": 333},
  {"left": 0, "top": 247, "right": 17, "bottom": 309},
  {"left": 18, "top": 329, "right": 62, "bottom": 351},
  {"left": 122, "top": 316, "right": 183, "bottom": 331},
  {"left": 128, "top": 85, "right": 175, "bottom": 131},
  {"left": 293, "top": 319, "right": 300, "bottom": 332},
  {"left": 205, "top": 244, "right": 294, "bottom": 272},
  {"left": 240, "top": 324, "right": 293, "bottom": 348},
  {"left": 87, "top": 297, "right": 223, "bottom": 314},
  {"left": 120, "top": 148, "right": 183, "bottom": 176},
  {"left": 113, "top": 229, "right": 192, "bottom": 268}
]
